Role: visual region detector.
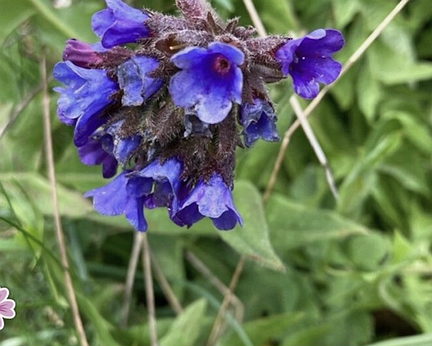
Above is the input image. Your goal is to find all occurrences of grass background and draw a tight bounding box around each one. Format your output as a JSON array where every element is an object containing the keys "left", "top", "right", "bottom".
[{"left": 1, "top": 0, "right": 432, "bottom": 345}]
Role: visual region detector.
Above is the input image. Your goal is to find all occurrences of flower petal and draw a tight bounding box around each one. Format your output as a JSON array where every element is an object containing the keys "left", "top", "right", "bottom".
[
  {"left": 0, "top": 288, "right": 9, "bottom": 303},
  {"left": 118, "top": 56, "right": 163, "bottom": 106},
  {"left": 212, "top": 211, "right": 241, "bottom": 230},
  {"left": 0, "top": 300, "right": 16, "bottom": 319},
  {"left": 85, "top": 172, "right": 130, "bottom": 215},
  {"left": 169, "top": 43, "right": 244, "bottom": 124},
  {"left": 53, "top": 62, "right": 117, "bottom": 128},
  {"left": 124, "top": 197, "right": 147, "bottom": 232},
  {"left": 240, "top": 99, "right": 279, "bottom": 147},
  {"left": 275, "top": 29, "right": 344, "bottom": 99},
  {"left": 62, "top": 39, "right": 103, "bottom": 68},
  {"left": 91, "top": 0, "right": 150, "bottom": 48},
  {"left": 134, "top": 158, "right": 183, "bottom": 214},
  {"left": 176, "top": 174, "right": 242, "bottom": 230},
  {"left": 77, "top": 136, "right": 118, "bottom": 178}
]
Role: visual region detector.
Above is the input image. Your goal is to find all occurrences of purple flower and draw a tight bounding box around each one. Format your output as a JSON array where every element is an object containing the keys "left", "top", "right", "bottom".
[
  {"left": 117, "top": 56, "right": 164, "bottom": 106},
  {"left": 78, "top": 136, "right": 118, "bottom": 178},
  {"left": 85, "top": 172, "right": 150, "bottom": 232},
  {"left": 240, "top": 99, "right": 279, "bottom": 147},
  {"left": 169, "top": 42, "right": 244, "bottom": 124},
  {"left": 175, "top": 174, "right": 243, "bottom": 230},
  {"left": 128, "top": 159, "right": 183, "bottom": 220},
  {"left": 53, "top": 61, "right": 118, "bottom": 145},
  {"left": 62, "top": 39, "right": 103, "bottom": 68},
  {"left": 53, "top": 62, "right": 117, "bottom": 123},
  {"left": 92, "top": 0, "right": 151, "bottom": 48},
  {"left": 105, "top": 122, "right": 141, "bottom": 165},
  {"left": 275, "top": 29, "right": 344, "bottom": 99},
  {"left": 77, "top": 120, "right": 141, "bottom": 178},
  {"left": 0, "top": 287, "right": 16, "bottom": 331}
]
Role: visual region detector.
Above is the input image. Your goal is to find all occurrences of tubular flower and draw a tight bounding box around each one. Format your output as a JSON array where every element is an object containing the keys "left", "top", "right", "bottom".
[
  {"left": 53, "top": 61, "right": 118, "bottom": 145},
  {"left": 175, "top": 174, "right": 243, "bottom": 230},
  {"left": 169, "top": 43, "right": 244, "bottom": 124},
  {"left": 239, "top": 99, "right": 279, "bottom": 147},
  {"left": 77, "top": 136, "right": 118, "bottom": 178},
  {"left": 91, "top": 0, "right": 151, "bottom": 48},
  {"left": 85, "top": 172, "right": 149, "bottom": 232},
  {"left": 54, "top": 0, "right": 344, "bottom": 232},
  {"left": 275, "top": 29, "right": 344, "bottom": 99},
  {"left": 129, "top": 159, "right": 183, "bottom": 220},
  {"left": 62, "top": 39, "right": 103, "bottom": 68},
  {"left": 118, "top": 56, "right": 164, "bottom": 106}
]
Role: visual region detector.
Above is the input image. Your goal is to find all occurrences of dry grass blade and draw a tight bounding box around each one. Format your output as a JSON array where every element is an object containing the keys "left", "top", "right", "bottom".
[
  {"left": 185, "top": 251, "right": 244, "bottom": 322},
  {"left": 242, "top": 0, "right": 267, "bottom": 37},
  {"left": 122, "top": 231, "right": 144, "bottom": 327},
  {"left": 289, "top": 96, "right": 339, "bottom": 200},
  {"left": 141, "top": 233, "right": 159, "bottom": 346},
  {"left": 264, "top": 0, "right": 412, "bottom": 200},
  {"left": 0, "top": 83, "right": 44, "bottom": 140},
  {"left": 40, "top": 56, "right": 89, "bottom": 346},
  {"left": 150, "top": 249, "right": 183, "bottom": 315},
  {"left": 206, "top": 255, "right": 246, "bottom": 346}
]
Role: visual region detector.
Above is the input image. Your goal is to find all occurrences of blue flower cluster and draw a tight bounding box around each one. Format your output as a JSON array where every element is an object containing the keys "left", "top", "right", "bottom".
[{"left": 54, "top": 0, "right": 344, "bottom": 231}]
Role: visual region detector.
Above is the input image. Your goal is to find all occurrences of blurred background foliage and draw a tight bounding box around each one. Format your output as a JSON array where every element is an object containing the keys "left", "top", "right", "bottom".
[{"left": 1, "top": 0, "right": 432, "bottom": 345}]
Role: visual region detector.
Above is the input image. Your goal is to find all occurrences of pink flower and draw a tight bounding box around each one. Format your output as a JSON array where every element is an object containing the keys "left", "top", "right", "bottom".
[{"left": 0, "top": 287, "right": 16, "bottom": 330}]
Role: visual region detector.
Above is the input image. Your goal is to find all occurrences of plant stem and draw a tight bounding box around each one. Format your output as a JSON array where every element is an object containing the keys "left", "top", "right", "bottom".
[
  {"left": 40, "top": 56, "right": 89, "bottom": 346},
  {"left": 206, "top": 255, "right": 246, "bottom": 346},
  {"left": 142, "top": 233, "right": 158, "bottom": 346},
  {"left": 122, "top": 232, "right": 144, "bottom": 327}
]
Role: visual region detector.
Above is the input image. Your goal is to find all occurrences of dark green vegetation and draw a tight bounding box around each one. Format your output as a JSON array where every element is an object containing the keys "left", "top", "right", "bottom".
[{"left": 1, "top": 0, "right": 432, "bottom": 345}]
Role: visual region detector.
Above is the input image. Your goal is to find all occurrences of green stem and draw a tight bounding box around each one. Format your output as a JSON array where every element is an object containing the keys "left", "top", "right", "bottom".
[{"left": 28, "top": 0, "right": 77, "bottom": 39}]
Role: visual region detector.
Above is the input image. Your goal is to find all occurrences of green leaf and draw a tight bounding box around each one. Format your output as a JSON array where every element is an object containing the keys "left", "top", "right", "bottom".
[
  {"left": 28, "top": 0, "right": 95, "bottom": 40},
  {"left": 382, "top": 111, "right": 432, "bottom": 154},
  {"left": 218, "top": 180, "right": 285, "bottom": 271},
  {"left": 343, "top": 233, "right": 390, "bottom": 271},
  {"left": 213, "top": 0, "right": 234, "bottom": 12},
  {"left": 380, "top": 146, "right": 429, "bottom": 195},
  {"left": 357, "top": 60, "right": 382, "bottom": 122},
  {"left": 332, "top": 0, "right": 360, "bottom": 28},
  {"left": 266, "top": 194, "right": 369, "bottom": 251},
  {"left": 220, "top": 312, "right": 304, "bottom": 346},
  {"left": 112, "top": 319, "right": 173, "bottom": 346},
  {"left": 0, "top": 181, "right": 44, "bottom": 257},
  {"left": 390, "top": 232, "right": 414, "bottom": 265},
  {"left": 259, "top": 1, "right": 299, "bottom": 33},
  {"left": 0, "top": 238, "right": 26, "bottom": 252},
  {"left": 0, "top": 0, "right": 35, "bottom": 46},
  {"left": 0, "top": 173, "right": 93, "bottom": 217},
  {"left": 364, "top": 333, "right": 432, "bottom": 346},
  {"left": 149, "top": 234, "right": 185, "bottom": 299},
  {"left": 160, "top": 299, "right": 207, "bottom": 346},
  {"left": 76, "top": 293, "right": 121, "bottom": 346},
  {"left": 338, "top": 125, "right": 402, "bottom": 216},
  {"left": 369, "top": 40, "right": 432, "bottom": 84},
  {"left": 281, "top": 324, "right": 331, "bottom": 346}
]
